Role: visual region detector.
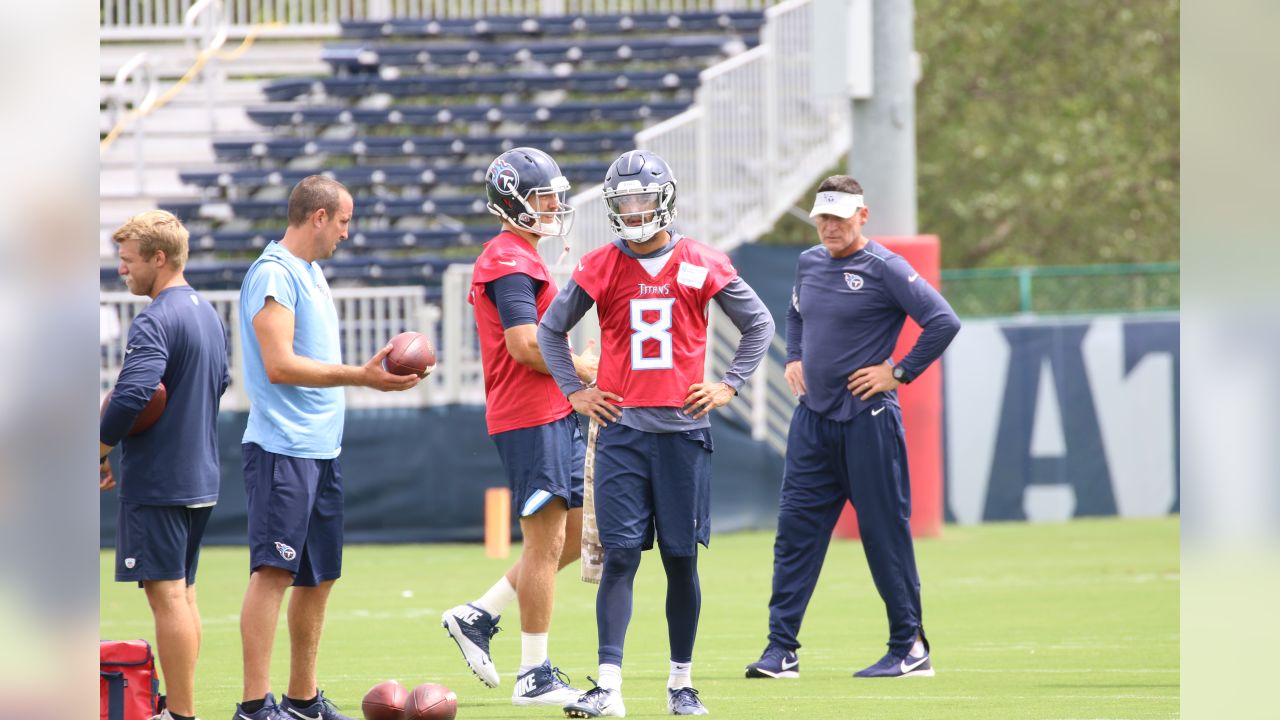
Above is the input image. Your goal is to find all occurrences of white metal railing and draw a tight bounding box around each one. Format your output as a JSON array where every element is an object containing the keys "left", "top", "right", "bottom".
[
  {"left": 101, "top": 286, "right": 443, "bottom": 411},
  {"left": 704, "top": 305, "right": 793, "bottom": 454},
  {"left": 106, "top": 52, "right": 161, "bottom": 193},
  {"left": 438, "top": 264, "right": 487, "bottom": 405},
  {"left": 102, "top": 0, "right": 775, "bottom": 39}
]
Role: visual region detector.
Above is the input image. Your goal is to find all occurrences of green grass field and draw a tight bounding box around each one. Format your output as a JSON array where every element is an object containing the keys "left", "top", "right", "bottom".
[{"left": 101, "top": 517, "right": 1178, "bottom": 719}]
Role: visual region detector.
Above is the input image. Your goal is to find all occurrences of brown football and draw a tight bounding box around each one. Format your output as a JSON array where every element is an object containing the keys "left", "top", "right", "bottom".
[
  {"left": 100, "top": 382, "right": 167, "bottom": 435},
  {"left": 361, "top": 679, "right": 408, "bottom": 720},
  {"left": 383, "top": 331, "right": 436, "bottom": 377},
  {"left": 402, "top": 683, "right": 457, "bottom": 720}
]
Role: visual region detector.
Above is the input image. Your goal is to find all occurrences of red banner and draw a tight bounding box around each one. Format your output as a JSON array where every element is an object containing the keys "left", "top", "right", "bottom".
[{"left": 834, "top": 235, "right": 944, "bottom": 539}]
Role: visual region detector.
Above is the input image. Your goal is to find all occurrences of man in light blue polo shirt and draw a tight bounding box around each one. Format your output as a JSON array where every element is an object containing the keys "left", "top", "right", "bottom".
[{"left": 234, "top": 176, "right": 424, "bottom": 720}]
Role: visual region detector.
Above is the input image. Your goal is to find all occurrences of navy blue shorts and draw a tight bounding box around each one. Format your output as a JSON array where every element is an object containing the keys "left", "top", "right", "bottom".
[
  {"left": 115, "top": 502, "right": 213, "bottom": 586},
  {"left": 242, "top": 442, "right": 344, "bottom": 587},
  {"left": 492, "top": 413, "right": 586, "bottom": 517},
  {"left": 592, "top": 423, "right": 713, "bottom": 556}
]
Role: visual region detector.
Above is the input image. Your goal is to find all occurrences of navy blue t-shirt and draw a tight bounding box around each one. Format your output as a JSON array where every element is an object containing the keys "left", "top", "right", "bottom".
[
  {"left": 101, "top": 285, "right": 230, "bottom": 505},
  {"left": 787, "top": 240, "right": 960, "bottom": 422}
]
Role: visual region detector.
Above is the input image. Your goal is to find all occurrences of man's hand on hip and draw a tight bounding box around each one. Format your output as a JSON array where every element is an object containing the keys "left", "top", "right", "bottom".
[
  {"left": 683, "top": 381, "right": 735, "bottom": 420},
  {"left": 569, "top": 386, "right": 623, "bottom": 426},
  {"left": 784, "top": 360, "right": 806, "bottom": 397},
  {"left": 848, "top": 360, "right": 899, "bottom": 401}
]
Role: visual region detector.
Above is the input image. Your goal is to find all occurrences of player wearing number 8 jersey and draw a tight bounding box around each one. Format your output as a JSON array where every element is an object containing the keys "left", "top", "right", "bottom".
[
  {"left": 581, "top": 238, "right": 735, "bottom": 404},
  {"left": 539, "top": 150, "right": 774, "bottom": 717}
]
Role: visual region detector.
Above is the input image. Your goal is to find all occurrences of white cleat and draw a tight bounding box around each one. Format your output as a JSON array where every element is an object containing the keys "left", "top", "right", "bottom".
[
  {"left": 563, "top": 684, "right": 626, "bottom": 718},
  {"left": 512, "top": 661, "right": 583, "bottom": 706},
  {"left": 441, "top": 603, "right": 501, "bottom": 688}
]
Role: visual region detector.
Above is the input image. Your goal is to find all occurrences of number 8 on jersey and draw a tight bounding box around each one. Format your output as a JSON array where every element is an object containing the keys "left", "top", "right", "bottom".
[{"left": 630, "top": 298, "right": 675, "bottom": 370}]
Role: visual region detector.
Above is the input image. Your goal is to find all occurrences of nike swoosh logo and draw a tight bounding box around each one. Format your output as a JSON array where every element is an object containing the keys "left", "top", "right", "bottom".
[
  {"left": 781, "top": 658, "right": 798, "bottom": 670},
  {"left": 498, "top": 259, "right": 517, "bottom": 266},
  {"left": 285, "top": 709, "right": 322, "bottom": 720},
  {"left": 907, "top": 273, "right": 919, "bottom": 282},
  {"left": 899, "top": 655, "right": 928, "bottom": 673},
  {"left": 124, "top": 346, "right": 135, "bottom": 354},
  {"left": 872, "top": 406, "right": 886, "bottom": 416},
  {"left": 578, "top": 262, "right": 586, "bottom": 272}
]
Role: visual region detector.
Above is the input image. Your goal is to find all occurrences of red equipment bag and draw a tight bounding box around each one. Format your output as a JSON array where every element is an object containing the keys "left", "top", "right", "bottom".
[{"left": 100, "top": 639, "right": 161, "bottom": 720}]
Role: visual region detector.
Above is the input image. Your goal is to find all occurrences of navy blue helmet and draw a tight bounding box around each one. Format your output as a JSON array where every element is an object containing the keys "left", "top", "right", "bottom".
[
  {"left": 603, "top": 150, "right": 677, "bottom": 243},
  {"left": 484, "top": 147, "right": 575, "bottom": 237}
]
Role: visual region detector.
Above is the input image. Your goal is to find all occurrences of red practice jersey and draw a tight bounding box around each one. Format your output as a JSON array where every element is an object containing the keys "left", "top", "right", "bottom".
[
  {"left": 471, "top": 231, "right": 573, "bottom": 434},
  {"left": 572, "top": 235, "right": 737, "bottom": 407}
]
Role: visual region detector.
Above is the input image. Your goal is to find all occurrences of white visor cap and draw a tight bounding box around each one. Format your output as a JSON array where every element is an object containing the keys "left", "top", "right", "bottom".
[{"left": 809, "top": 191, "right": 865, "bottom": 219}]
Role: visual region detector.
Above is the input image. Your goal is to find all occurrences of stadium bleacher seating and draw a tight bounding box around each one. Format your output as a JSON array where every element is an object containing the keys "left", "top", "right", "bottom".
[
  {"left": 261, "top": 68, "right": 702, "bottom": 102},
  {"left": 212, "top": 130, "right": 636, "bottom": 162},
  {"left": 320, "top": 35, "right": 755, "bottom": 73},
  {"left": 101, "top": 255, "right": 456, "bottom": 296},
  {"left": 179, "top": 161, "right": 611, "bottom": 193},
  {"left": 245, "top": 100, "right": 691, "bottom": 132},
  {"left": 113, "top": 10, "right": 764, "bottom": 296},
  {"left": 338, "top": 11, "right": 765, "bottom": 40}
]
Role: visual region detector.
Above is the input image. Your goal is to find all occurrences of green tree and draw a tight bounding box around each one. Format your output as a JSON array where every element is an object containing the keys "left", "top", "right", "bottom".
[{"left": 761, "top": 0, "right": 1179, "bottom": 270}]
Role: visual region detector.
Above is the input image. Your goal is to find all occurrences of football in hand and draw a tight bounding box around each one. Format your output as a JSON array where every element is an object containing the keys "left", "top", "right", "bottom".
[
  {"left": 383, "top": 331, "right": 436, "bottom": 377},
  {"left": 361, "top": 679, "right": 409, "bottom": 720},
  {"left": 100, "top": 382, "right": 167, "bottom": 435},
  {"left": 402, "top": 683, "right": 457, "bottom": 720}
]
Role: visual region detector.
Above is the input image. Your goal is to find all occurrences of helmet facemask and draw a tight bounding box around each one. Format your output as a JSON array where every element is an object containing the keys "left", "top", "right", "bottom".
[
  {"left": 605, "top": 181, "right": 676, "bottom": 243},
  {"left": 509, "top": 175, "right": 576, "bottom": 238}
]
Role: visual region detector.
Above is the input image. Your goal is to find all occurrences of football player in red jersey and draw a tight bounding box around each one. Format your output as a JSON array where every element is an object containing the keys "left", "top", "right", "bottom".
[
  {"left": 442, "top": 148, "right": 599, "bottom": 707},
  {"left": 538, "top": 150, "right": 775, "bottom": 717}
]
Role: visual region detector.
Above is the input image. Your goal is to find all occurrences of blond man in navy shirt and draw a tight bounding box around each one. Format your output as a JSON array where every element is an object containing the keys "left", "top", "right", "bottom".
[
  {"left": 100, "top": 210, "right": 230, "bottom": 720},
  {"left": 745, "top": 176, "right": 960, "bottom": 680}
]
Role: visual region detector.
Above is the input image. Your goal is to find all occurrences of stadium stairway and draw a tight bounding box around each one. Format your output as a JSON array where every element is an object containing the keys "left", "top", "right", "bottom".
[{"left": 99, "top": 39, "right": 330, "bottom": 252}]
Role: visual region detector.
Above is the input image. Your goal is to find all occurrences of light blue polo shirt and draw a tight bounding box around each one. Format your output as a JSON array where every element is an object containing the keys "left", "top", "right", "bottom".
[{"left": 239, "top": 241, "right": 345, "bottom": 458}]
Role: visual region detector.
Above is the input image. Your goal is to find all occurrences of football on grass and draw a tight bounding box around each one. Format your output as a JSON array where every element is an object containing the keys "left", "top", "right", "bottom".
[
  {"left": 361, "top": 679, "right": 408, "bottom": 720},
  {"left": 403, "top": 683, "right": 457, "bottom": 720},
  {"left": 384, "top": 331, "right": 436, "bottom": 377}
]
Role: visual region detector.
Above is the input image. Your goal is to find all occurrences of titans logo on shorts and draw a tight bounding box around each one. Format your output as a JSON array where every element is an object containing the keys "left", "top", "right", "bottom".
[
  {"left": 592, "top": 424, "right": 713, "bottom": 556},
  {"left": 115, "top": 503, "right": 214, "bottom": 585},
  {"left": 242, "top": 442, "right": 344, "bottom": 586},
  {"left": 491, "top": 413, "right": 586, "bottom": 516}
]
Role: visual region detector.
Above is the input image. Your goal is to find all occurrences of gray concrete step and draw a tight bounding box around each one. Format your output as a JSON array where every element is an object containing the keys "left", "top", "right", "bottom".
[
  {"left": 100, "top": 104, "right": 259, "bottom": 136},
  {"left": 100, "top": 40, "right": 330, "bottom": 82}
]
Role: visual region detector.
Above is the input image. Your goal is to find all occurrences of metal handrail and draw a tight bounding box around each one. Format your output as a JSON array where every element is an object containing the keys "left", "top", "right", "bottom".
[
  {"left": 108, "top": 52, "right": 160, "bottom": 128},
  {"left": 184, "top": 0, "right": 228, "bottom": 57},
  {"left": 107, "top": 52, "right": 160, "bottom": 193}
]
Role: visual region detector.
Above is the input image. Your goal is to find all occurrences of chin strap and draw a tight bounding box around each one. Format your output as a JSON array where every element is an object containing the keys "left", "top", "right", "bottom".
[{"left": 554, "top": 239, "right": 571, "bottom": 268}]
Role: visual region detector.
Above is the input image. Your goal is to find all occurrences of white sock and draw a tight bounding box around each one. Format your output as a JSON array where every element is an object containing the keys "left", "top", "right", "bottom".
[
  {"left": 911, "top": 634, "right": 926, "bottom": 657},
  {"left": 473, "top": 576, "right": 516, "bottom": 617},
  {"left": 597, "top": 663, "right": 623, "bottom": 691},
  {"left": 668, "top": 660, "right": 692, "bottom": 689},
  {"left": 518, "top": 632, "right": 549, "bottom": 674}
]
